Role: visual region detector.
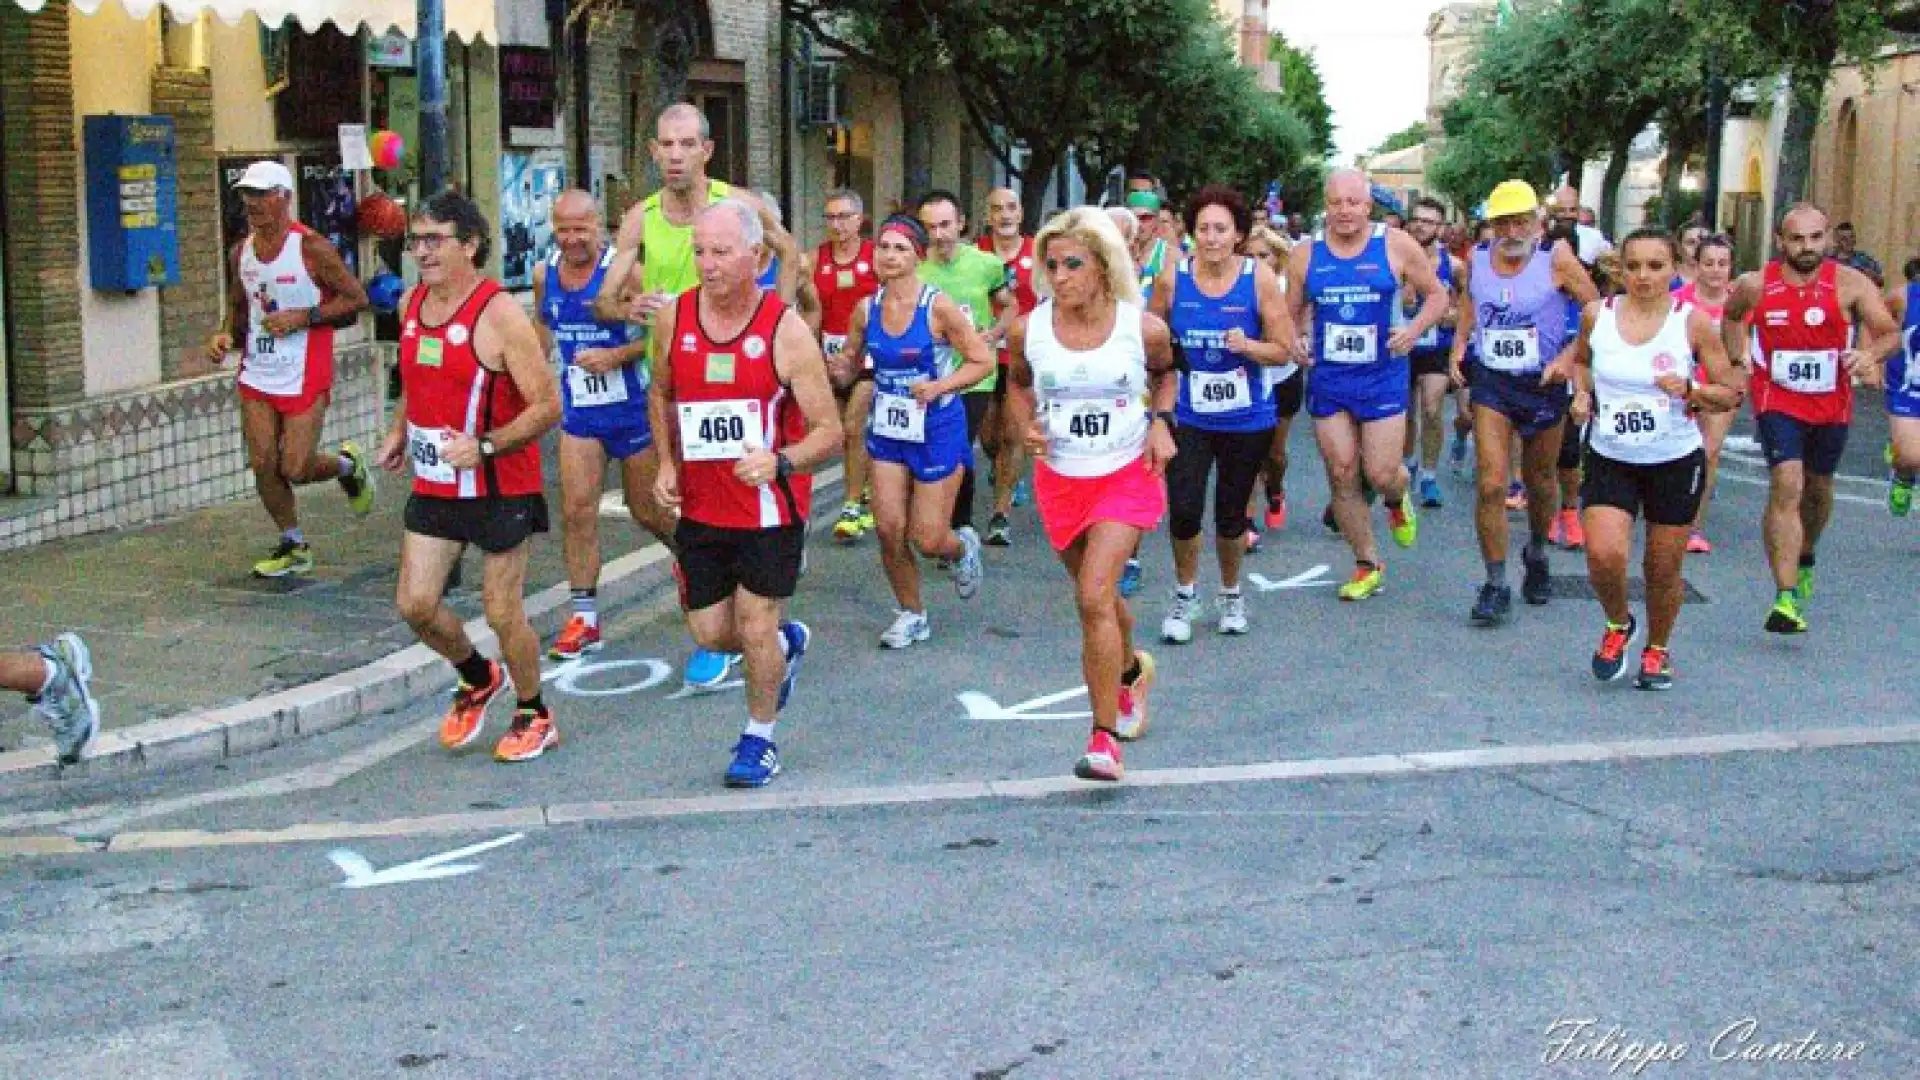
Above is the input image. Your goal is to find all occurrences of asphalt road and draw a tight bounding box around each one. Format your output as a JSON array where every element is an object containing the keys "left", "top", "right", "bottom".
[{"left": 2, "top": 402, "right": 1915, "bottom": 1079}]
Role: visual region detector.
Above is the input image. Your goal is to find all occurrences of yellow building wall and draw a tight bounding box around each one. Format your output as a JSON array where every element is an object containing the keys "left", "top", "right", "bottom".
[
  {"left": 1811, "top": 50, "right": 1920, "bottom": 275},
  {"left": 69, "top": 5, "right": 162, "bottom": 397},
  {"left": 204, "top": 16, "right": 279, "bottom": 153}
]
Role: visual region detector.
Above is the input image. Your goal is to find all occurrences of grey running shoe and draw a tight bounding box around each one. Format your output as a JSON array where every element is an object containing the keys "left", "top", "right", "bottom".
[
  {"left": 32, "top": 632, "right": 99, "bottom": 764},
  {"left": 954, "top": 526, "right": 985, "bottom": 599}
]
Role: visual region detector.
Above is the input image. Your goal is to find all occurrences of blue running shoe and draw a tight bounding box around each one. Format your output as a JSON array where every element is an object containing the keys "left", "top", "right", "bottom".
[
  {"left": 724, "top": 734, "right": 780, "bottom": 787},
  {"left": 777, "top": 620, "right": 811, "bottom": 711},
  {"left": 1418, "top": 474, "right": 1443, "bottom": 509},
  {"left": 684, "top": 648, "right": 738, "bottom": 691},
  {"left": 1118, "top": 559, "right": 1143, "bottom": 599}
]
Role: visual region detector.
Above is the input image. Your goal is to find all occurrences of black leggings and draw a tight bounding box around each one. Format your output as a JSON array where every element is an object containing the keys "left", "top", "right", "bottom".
[
  {"left": 950, "top": 391, "right": 994, "bottom": 529},
  {"left": 1166, "top": 424, "right": 1274, "bottom": 541}
]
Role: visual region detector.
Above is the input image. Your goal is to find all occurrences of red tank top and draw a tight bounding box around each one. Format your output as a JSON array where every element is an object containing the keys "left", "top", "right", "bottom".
[
  {"left": 978, "top": 234, "right": 1038, "bottom": 366},
  {"left": 399, "top": 279, "right": 544, "bottom": 499},
  {"left": 813, "top": 241, "right": 879, "bottom": 339},
  {"left": 978, "top": 233, "right": 1039, "bottom": 314},
  {"left": 1750, "top": 260, "right": 1853, "bottom": 425},
  {"left": 668, "top": 289, "right": 812, "bottom": 529}
]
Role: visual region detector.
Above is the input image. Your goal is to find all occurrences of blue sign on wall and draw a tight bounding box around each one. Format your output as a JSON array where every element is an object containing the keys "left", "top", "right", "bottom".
[{"left": 84, "top": 115, "right": 181, "bottom": 291}]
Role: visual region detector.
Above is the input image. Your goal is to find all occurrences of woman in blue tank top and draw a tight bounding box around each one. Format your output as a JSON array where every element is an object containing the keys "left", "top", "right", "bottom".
[
  {"left": 841, "top": 215, "right": 997, "bottom": 649},
  {"left": 1146, "top": 185, "right": 1296, "bottom": 642}
]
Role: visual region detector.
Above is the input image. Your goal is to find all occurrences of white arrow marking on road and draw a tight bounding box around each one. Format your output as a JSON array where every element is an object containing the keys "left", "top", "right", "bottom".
[
  {"left": 1247, "top": 564, "right": 1334, "bottom": 592},
  {"left": 328, "top": 832, "right": 524, "bottom": 889},
  {"left": 958, "top": 685, "right": 1091, "bottom": 721}
]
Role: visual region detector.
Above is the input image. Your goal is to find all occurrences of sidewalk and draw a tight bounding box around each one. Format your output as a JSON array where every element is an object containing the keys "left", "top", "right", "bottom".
[{"left": 0, "top": 464, "right": 669, "bottom": 782}]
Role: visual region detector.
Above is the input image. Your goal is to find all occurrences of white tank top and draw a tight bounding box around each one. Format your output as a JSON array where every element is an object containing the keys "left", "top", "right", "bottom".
[
  {"left": 1588, "top": 298, "right": 1702, "bottom": 465},
  {"left": 237, "top": 226, "right": 324, "bottom": 397},
  {"left": 1026, "top": 298, "right": 1151, "bottom": 478}
]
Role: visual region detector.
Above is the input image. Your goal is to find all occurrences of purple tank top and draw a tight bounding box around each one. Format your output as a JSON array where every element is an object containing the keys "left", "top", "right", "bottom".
[{"left": 1468, "top": 242, "right": 1566, "bottom": 374}]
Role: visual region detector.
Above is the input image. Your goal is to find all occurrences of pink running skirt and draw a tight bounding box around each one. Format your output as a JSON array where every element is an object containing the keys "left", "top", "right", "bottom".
[{"left": 1034, "top": 455, "right": 1167, "bottom": 552}]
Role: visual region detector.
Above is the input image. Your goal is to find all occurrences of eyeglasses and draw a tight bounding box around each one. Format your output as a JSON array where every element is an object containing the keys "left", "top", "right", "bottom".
[
  {"left": 406, "top": 233, "right": 456, "bottom": 252},
  {"left": 1044, "top": 256, "right": 1087, "bottom": 272}
]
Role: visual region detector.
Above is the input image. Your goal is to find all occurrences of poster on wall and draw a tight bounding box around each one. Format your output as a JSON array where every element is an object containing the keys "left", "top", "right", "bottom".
[
  {"left": 217, "top": 155, "right": 265, "bottom": 291},
  {"left": 500, "top": 150, "right": 565, "bottom": 289},
  {"left": 296, "top": 154, "right": 359, "bottom": 277}
]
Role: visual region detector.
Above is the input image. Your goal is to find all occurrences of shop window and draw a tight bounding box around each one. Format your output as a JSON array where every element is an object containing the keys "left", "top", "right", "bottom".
[{"left": 275, "top": 25, "right": 364, "bottom": 141}]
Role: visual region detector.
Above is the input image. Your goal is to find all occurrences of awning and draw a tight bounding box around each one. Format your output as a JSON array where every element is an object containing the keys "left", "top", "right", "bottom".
[{"left": 5, "top": 0, "right": 502, "bottom": 43}]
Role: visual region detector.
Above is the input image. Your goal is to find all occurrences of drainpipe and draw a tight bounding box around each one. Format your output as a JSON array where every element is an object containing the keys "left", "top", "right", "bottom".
[
  {"left": 418, "top": 0, "right": 449, "bottom": 194},
  {"left": 779, "top": 7, "right": 795, "bottom": 231}
]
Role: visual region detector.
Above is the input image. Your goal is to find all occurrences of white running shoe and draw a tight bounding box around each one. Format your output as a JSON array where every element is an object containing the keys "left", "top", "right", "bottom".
[
  {"left": 1161, "top": 590, "right": 1197, "bottom": 644},
  {"left": 879, "top": 609, "right": 931, "bottom": 649},
  {"left": 1216, "top": 592, "right": 1249, "bottom": 635}
]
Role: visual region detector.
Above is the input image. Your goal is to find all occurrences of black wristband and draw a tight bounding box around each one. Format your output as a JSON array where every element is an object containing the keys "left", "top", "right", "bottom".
[{"left": 775, "top": 451, "right": 794, "bottom": 479}]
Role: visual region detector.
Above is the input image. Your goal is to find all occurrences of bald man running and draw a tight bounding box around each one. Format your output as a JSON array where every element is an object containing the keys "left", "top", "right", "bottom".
[
  {"left": 537, "top": 189, "right": 678, "bottom": 660},
  {"left": 978, "top": 186, "right": 1041, "bottom": 545}
]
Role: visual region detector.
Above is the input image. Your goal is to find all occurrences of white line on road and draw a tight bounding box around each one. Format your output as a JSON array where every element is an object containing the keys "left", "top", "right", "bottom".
[
  {"left": 1714, "top": 471, "right": 1887, "bottom": 507},
  {"left": 4, "top": 721, "right": 1915, "bottom": 858}
]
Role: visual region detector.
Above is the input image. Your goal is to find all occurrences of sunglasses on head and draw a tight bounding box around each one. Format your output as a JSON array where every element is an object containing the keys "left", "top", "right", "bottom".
[{"left": 1045, "top": 256, "right": 1087, "bottom": 272}]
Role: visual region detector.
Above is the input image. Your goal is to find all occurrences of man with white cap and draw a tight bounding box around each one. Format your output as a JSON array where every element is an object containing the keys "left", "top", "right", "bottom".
[{"left": 205, "top": 161, "right": 373, "bottom": 578}]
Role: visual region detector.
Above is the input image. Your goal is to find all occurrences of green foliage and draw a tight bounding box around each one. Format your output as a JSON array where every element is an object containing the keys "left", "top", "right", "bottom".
[
  {"left": 1371, "top": 121, "right": 1429, "bottom": 158},
  {"left": 1267, "top": 31, "right": 1336, "bottom": 160},
  {"left": 785, "top": 0, "right": 1317, "bottom": 225}
]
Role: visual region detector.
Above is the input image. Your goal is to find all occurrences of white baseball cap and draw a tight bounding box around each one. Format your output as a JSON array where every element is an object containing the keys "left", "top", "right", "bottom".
[{"left": 233, "top": 161, "right": 294, "bottom": 192}]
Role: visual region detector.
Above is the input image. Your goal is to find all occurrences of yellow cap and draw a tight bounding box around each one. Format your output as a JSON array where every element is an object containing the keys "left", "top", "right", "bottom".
[{"left": 1485, "top": 179, "right": 1540, "bottom": 220}]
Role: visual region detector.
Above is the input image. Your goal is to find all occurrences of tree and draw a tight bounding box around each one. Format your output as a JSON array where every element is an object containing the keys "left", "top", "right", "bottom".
[
  {"left": 1676, "top": 0, "right": 1896, "bottom": 219},
  {"left": 1267, "top": 31, "right": 1335, "bottom": 161},
  {"left": 786, "top": 0, "right": 1314, "bottom": 231},
  {"left": 1370, "top": 121, "right": 1429, "bottom": 159},
  {"left": 1425, "top": 93, "right": 1553, "bottom": 216}
]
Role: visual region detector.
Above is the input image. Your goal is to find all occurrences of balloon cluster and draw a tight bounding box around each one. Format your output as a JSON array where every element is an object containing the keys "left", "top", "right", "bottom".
[{"left": 370, "top": 130, "right": 406, "bottom": 171}]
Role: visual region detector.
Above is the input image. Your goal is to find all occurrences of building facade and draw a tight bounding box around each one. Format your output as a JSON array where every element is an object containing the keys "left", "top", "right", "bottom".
[
  {"left": 1, "top": 0, "right": 998, "bottom": 551},
  {"left": 1808, "top": 44, "right": 1920, "bottom": 277}
]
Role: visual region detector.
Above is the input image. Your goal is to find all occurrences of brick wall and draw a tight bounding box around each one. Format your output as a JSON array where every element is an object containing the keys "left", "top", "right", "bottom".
[
  {"left": 0, "top": 0, "right": 84, "bottom": 409},
  {"left": 151, "top": 67, "right": 219, "bottom": 384}
]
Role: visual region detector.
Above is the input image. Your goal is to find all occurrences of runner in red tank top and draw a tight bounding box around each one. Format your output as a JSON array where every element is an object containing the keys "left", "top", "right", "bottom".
[
  {"left": 1722, "top": 203, "right": 1900, "bottom": 634},
  {"left": 815, "top": 189, "right": 883, "bottom": 543},
  {"left": 649, "top": 197, "right": 843, "bottom": 789},
  {"left": 376, "top": 191, "right": 563, "bottom": 762},
  {"left": 203, "top": 161, "right": 371, "bottom": 580},
  {"left": 979, "top": 187, "right": 1043, "bottom": 544}
]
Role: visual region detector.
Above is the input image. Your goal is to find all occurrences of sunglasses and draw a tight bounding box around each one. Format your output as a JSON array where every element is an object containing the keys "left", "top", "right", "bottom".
[{"left": 1045, "top": 256, "right": 1087, "bottom": 272}]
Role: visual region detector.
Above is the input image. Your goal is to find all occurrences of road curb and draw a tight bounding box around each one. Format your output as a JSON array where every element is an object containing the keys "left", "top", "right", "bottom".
[{"left": 1, "top": 467, "right": 844, "bottom": 788}]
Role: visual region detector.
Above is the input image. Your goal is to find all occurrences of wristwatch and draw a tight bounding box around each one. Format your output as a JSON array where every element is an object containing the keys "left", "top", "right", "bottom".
[
  {"left": 774, "top": 451, "right": 794, "bottom": 479},
  {"left": 1153, "top": 410, "right": 1176, "bottom": 427},
  {"left": 306, "top": 306, "right": 323, "bottom": 328},
  {"left": 479, "top": 437, "right": 498, "bottom": 459}
]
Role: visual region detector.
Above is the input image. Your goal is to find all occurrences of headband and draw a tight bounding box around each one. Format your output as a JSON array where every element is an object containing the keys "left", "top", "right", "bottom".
[
  {"left": 878, "top": 214, "right": 928, "bottom": 257},
  {"left": 1125, "top": 191, "right": 1163, "bottom": 212}
]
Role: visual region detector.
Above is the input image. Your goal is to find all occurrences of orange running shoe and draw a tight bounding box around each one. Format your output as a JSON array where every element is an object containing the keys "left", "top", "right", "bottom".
[
  {"left": 1264, "top": 493, "right": 1288, "bottom": 531},
  {"left": 438, "top": 660, "right": 504, "bottom": 750},
  {"left": 548, "top": 614, "right": 603, "bottom": 660},
  {"left": 1560, "top": 510, "right": 1586, "bottom": 551},
  {"left": 494, "top": 706, "right": 559, "bottom": 762}
]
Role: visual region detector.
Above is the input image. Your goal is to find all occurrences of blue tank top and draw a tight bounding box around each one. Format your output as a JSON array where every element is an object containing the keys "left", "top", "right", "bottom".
[
  {"left": 1171, "top": 257, "right": 1272, "bottom": 432},
  {"left": 757, "top": 255, "right": 781, "bottom": 292},
  {"left": 1404, "top": 247, "right": 1455, "bottom": 355},
  {"left": 1468, "top": 241, "right": 1568, "bottom": 375},
  {"left": 1893, "top": 280, "right": 1920, "bottom": 394},
  {"left": 865, "top": 284, "right": 964, "bottom": 436},
  {"left": 1307, "top": 225, "right": 1399, "bottom": 375},
  {"left": 542, "top": 250, "right": 647, "bottom": 426}
]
